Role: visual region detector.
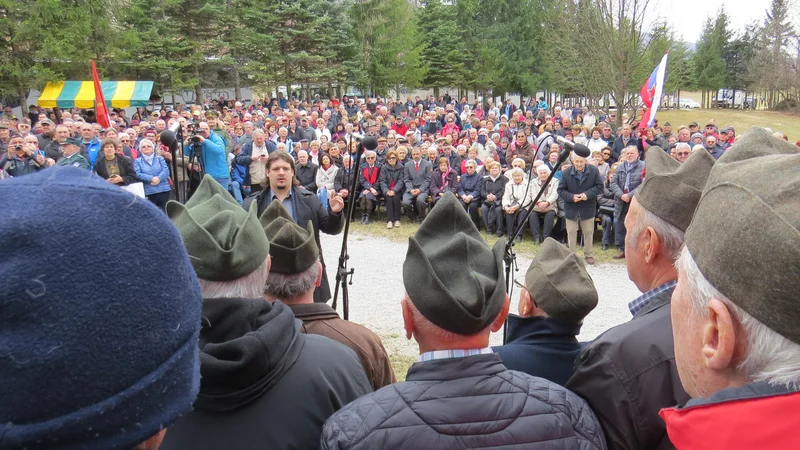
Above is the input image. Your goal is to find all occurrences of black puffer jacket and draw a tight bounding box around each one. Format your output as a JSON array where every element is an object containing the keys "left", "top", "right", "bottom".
[{"left": 321, "top": 353, "right": 606, "bottom": 449}]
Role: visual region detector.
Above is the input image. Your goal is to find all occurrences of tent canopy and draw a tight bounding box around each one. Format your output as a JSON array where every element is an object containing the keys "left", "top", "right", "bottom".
[{"left": 38, "top": 81, "right": 154, "bottom": 109}]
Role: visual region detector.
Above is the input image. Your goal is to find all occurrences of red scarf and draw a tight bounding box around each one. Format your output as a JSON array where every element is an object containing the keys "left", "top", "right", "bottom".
[{"left": 362, "top": 165, "right": 379, "bottom": 185}]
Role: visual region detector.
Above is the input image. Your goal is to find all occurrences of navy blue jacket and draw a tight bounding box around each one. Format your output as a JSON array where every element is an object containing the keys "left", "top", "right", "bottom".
[
  {"left": 493, "top": 315, "right": 583, "bottom": 387},
  {"left": 557, "top": 164, "right": 603, "bottom": 221}
]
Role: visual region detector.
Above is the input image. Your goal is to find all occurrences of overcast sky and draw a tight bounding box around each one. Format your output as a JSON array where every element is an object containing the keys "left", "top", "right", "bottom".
[{"left": 656, "top": 0, "right": 780, "bottom": 43}]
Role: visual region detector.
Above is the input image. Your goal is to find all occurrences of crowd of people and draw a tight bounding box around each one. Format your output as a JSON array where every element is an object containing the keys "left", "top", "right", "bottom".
[
  {"left": 1, "top": 96, "right": 799, "bottom": 449},
  {"left": 5, "top": 94, "right": 794, "bottom": 263}
]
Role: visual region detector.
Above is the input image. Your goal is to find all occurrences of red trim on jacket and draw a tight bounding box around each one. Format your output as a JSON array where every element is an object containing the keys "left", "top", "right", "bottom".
[
  {"left": 362, "top": 165, "right": 379, "bottom": 185},
  {"left": 659, "top": 391, "right": 800, "bottom": 449}
]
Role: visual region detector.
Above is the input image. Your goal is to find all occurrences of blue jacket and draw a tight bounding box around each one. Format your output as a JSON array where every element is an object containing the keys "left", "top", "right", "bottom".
[
  {"left": 82, "top": 137, "right": 102, "bottom": 167},
  {"left": 458, "top": 171, "right": 482, "bottom": 199},
  {"left": 134, "top": 155, "right": 172, "bottom": 195},
  {"left": 493, "top": 315, "right": 584, "bottom": 387},
  {"left": 187, "top": 131, "right": 228, "bottom": 180}
]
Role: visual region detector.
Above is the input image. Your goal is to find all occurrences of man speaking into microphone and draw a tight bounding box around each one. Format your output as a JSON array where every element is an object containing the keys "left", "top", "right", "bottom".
[
  {"left": 244, "top": 151, "right": 345, "bottom": 303},
  {"left": 556, "top": 138, "right": 603, "bottom": 265}
]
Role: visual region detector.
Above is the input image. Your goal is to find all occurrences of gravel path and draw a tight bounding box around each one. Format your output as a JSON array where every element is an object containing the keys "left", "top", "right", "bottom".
[{"left": 319, "top": 230, "right": 642, "bottom": 361}]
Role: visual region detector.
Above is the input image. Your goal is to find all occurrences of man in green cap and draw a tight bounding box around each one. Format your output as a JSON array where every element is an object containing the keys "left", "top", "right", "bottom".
[
  {"left": 660, "top": 128, "right": 800, "bottom": 448},
  {"left": 260, "top": 201, "right": 396, "bottom": 391},
  {"left": 568, "top": 146, "right": 715, "bottom": 450},
  {"left": 320, "top": 193, "right": 606, "bottom": 450},
  {"left": 493, "top": 238, "right": 598, "bottom": 386},
  {"left": 161, "top": 175, "right": 371, "bottom": 450},
  {"left": 55, "top": 137, "right": 90, "bottom": 169}
]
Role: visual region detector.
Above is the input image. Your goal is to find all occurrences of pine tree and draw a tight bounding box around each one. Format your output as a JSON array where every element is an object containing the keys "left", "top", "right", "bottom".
[
  {"left": 692, "top": 15, "right": 728, "bottom": 107},
  {"left": 418, "top": 0, "right": 466, "bottom": 92}
]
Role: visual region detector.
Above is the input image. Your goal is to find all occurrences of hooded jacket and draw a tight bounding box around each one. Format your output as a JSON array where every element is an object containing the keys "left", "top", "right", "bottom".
[{"left": 161, "top": 298, "right": 372, "bottom": 450}]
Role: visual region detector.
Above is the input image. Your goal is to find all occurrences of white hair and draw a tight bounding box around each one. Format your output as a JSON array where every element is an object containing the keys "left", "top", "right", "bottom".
[
  {"left": 508, "top": 167, "right": 526, "bottom": 179},
  {"left": 675, "top": 142, "right": 691, "bottom": 151},
  {"left": 626, "top": 203, "right": 685, "bottom": 261},
  {"left": 264, "top": 262, "right": 320, "bottom": 299},
  {"left": 197, "top": 259, "right": 269, "bottom": 299},
  {"left": 692, "top": 144, "right": 705, "bottom": 153},
  {"left": 536, "top": 164, "right": 551, "bottom": 175},
  {"left": 252, "top": 129, "right": 265, "bottom": 138},
  {"left": 138, "top": 138, "right": 155, "bottom": 150},
  {"left": 676, "top": 247, "right": 800, "bottom": 389},
  {"left": 404, "top": 297, "right": 489, "bottom": 341}
]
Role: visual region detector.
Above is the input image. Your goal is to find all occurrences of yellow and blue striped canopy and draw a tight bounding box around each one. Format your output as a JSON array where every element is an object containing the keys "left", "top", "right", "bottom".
[{"left": 38, "top": 81, "right": 154, "bottom": 109}]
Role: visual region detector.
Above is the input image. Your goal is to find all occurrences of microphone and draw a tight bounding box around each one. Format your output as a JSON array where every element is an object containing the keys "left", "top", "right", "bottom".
[
  {"left": 555, "top": 135, "right": 591, "bottom": 158},
  {"left": 360, "top": 136, "right": 378, "bottom": 152},
  {"left": 159, "top": 122, "right": 182, "bottom": 149}
]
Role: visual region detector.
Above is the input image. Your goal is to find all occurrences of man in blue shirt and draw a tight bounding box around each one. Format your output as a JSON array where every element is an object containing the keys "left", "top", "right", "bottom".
[
  {"left": 187, "top": 122, "right": 229, "bottom": 190},
  {"left": 80, "top": 123, "right": 102, "bottom": 167}
]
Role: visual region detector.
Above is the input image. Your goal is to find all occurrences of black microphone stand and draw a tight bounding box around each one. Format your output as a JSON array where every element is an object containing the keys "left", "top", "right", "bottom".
[
  {"left": 502, "top": 145, "right": 572, "bottom": 343},
  {"left": 331, "top": 135, "right": 367, "bottom": 320}
]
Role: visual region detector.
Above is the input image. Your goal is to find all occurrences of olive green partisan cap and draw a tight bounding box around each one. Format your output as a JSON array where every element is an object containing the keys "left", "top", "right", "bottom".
[
  {"left": 167, "top": 175, "right": 270, "bottom": 281},
  {"left": 635, "top": 146, "right": 715, "bottom": 232},
  {"left": 403, "top": 192, "right": 506, "bottom": 336},
  {"left": 259, "top": 201, "right": 319, "bottom": 275},
  {"left": 525, "top": 238, "right": 598, "bottom": 324},
  {"left": 685, "top": 127, "right": 800, "bottom": 344}
]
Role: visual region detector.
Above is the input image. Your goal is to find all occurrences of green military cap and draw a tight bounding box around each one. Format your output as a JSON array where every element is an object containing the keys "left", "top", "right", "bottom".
[
  {"left": 258, "top": 201, "right": 319, "bottom": 275},
  {"left": 167, "top": 175, "right": 270, "bottom": 281},
  {"left": 60, "top": 137, "right": 83, "bottom": 147},
  {"left": 403, "top": 192, "right": 506, "bottom": 335},
  {"left": 635, "top": 146, "right": 715, "bottom": 232},
  {"left": 524, "top": 238, "right": 598, "bottom": 324},
  {"left": 685, "top": 127, "right": 800, "bottom": 344}
]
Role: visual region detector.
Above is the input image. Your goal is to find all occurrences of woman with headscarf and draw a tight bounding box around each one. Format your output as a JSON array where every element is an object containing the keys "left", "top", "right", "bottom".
[{"left": 133, "top": 139, "right": 172, "bottom": 210}]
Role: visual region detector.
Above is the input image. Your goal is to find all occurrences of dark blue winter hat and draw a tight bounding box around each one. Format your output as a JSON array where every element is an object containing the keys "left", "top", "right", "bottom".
[{"left": 0, "top": 167, "right": 203, "bottom": 449}]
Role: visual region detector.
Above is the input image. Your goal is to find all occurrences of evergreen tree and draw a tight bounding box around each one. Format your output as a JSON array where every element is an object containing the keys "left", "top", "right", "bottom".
[
  {"left": 418, "top": 0, "right": 466, "bottom": 92},
  {"left": 692, "top": 15, "right": 728, "bottom": 107}
]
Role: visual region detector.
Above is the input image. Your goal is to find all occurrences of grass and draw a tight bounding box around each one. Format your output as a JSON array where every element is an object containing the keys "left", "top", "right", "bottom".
[
  {"left": 656, "top": 108, "right": 800, "bottom": 141},
  {"left": 349, "top": 214, "right": 624, "bottom": 265}
]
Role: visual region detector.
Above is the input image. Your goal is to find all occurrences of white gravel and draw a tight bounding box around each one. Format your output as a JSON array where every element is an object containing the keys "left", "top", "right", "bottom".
[{"left": 319, "top": 231, "right": 641, "bottom": 359}]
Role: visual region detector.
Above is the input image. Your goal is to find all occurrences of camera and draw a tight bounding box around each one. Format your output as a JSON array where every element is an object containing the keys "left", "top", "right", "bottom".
[
  {"left": 191, "top": 135, "right": 202, "bottom": 143},
  {"left": 13, "top": 145, "right": 22, "bottom": 151}
]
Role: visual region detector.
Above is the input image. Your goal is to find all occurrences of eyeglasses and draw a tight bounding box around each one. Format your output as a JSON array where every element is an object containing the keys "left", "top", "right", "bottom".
[
  {"left": 387, "top": 157, "right": 396, "bottom": 160},
  {"left": 602, "top": 152, "right": 611, "bottom": 156},
  {"left": 366, "top": 156, "right": 375, "bottom": 160},
  {"left": 513, "top": 275, "right": 527, "bottom": 291},
  {"left": 677, "top": 152, "right": 690, "bottom": 156}
]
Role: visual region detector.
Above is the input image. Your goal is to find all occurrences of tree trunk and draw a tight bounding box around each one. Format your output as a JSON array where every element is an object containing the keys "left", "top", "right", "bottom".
[
  {"left": 194, "top": 66, "right": 203, "bottom": 104},
  {"left": 433, "top": 87, "right": 440, "bottom": 99},
  {"left": 234, "top": 67, "right": 242, "bottom": 101}
]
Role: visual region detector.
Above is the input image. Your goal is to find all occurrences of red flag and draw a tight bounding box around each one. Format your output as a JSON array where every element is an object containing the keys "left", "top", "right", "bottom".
[{"left": 91, "top": 60, "right": 111, "bottom": 128}]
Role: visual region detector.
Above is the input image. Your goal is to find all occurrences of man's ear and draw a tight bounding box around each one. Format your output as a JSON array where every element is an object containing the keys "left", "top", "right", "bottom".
[
  {"left": 702, "top": 298, "right": 739, "bottom": 371},
  {"left": 266, "top": 255, "right": 272, "bottom": 274},
  {"left": 491, "top": 295, "right": 511, "bottom": 332},
  {"left": 401, "top": 297, "right": 415, "bottom": 340},
  {"left": 315, "top": 261, "right": 323, "bottom": 288}
]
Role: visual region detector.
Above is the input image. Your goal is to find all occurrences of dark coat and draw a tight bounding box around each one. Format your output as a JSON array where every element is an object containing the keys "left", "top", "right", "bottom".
[
  {"left": 610, "top": 160, "right": 645, "bottom": 216},
  {"left": 611, "top": 136, "right": 639, "bottom": 163},
  {"left": 567, "top": 285, "right": 690, "bottom": 450},
  {"left": 335, "top": 166, "right": 357, "bottom": 194},
  {"left": 358, "top": 163, "right": 381, "bottom": 192},
  {"left": 458, "top": 171, "right": 482, "bottom": 199},
  {"left": 403, "top": 158, "right": 432, "bottom": 193},
  {"left": 321, "top": 354, "right": 607, "bottom": 449},
  {"left": 296, "top": 162, "right": 319, "bottom": 192},
  {"left": 480, "top": 174, "right": 508, "bottom": 207},
  {"left": 558, "top": 164, "right": 603, "bottom": 221},
  {"left": 507, "top": 141, "right": 536, "bottom": 166},
  {"left": 161, "top": 298, "right": 372, "bottom": 450},
  {"left": 493, "top": 315, "right": 583, "bottom": 387},
  {"left": 378, "top": 162, "right": 404, "bottom": 196},
  {"left": 429, "top": 167, "right": 459, "bottom": 198},
  {"left": 93, "top": 155, "right": 138, "bottom": 185},
  {"left": 289, "top": 302, "right": 396, "bottom": 391},
  {"left": 243, "top": 187, "right": 344, "bottom": 303}
]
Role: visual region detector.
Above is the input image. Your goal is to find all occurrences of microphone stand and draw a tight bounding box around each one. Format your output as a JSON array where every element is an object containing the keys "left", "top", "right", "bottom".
[
  {"left": 331, "top": 135, "right": 366, "bottom": 321},
  {"left": 502, "top": 145, "right": 572, "bottom": 343}
]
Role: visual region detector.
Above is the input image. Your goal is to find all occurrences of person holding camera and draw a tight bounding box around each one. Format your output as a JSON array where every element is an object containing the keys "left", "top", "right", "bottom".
[
  {"left": 185, "top": 121, "right": 230, "bottom": 191},
  {"left": 1, "top": 135, "right": 46, "bottom": 178}
]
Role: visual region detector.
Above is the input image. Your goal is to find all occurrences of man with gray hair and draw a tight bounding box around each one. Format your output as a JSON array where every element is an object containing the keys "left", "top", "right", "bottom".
[
  {"left": 321, "top": 193, "right": 606, "bottom": 450},
  {"left": 260, "top": 201, "right": 395, "bottom": 390},
  {"left": 659, "top": 128, "right": 800, "bottom": 448},
  {"left": 568, "top": 147, "right": 715, "bottom": 450},
  {"left": 674, "top": 142, "right": 691, "bottom": 163},
  {"left": 162, "top": 176, "right": 371, "bottom": 450},
  {"left": 610, "top": 145, "right": 645, "bottom": 259}
]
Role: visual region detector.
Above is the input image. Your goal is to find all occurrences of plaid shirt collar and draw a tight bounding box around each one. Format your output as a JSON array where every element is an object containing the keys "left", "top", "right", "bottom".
[
  {"left": 418, "top": 347, "right": 493, "bottom": 363},
  {"left": 628, "top": 280, "right": 678, "bottom": 317}
]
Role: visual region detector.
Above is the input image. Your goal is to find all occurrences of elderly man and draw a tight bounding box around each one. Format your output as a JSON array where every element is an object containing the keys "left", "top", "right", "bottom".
[
  {"left": 243, "top": 151, "right": 344, "bottom": 304},
  {"left": 321, "top": 193, "right": 607, "bottom": 450},
  {"left": 44, "top": 124, "right": 72, "bottom": 161},
  {"left": 261, "top": 201, "right": 395, "bottom": 390},
  {"left": 494, "top": 238, "right": 598, "bottom": 386},
  {"left": 568, "top": 147, "right": 715, "bottom": 450},
  {"left": 162, "top": 176, "right": 371, "bottom": 450},
  {"left": 659, "top": 129, "right": 800, "bottom": 448},
  {"left": 1, "top": 135, "right": 46, "bottom": 177},
  {"left": 703, "top": 134, "right": 725, "bottom": 160},
  {"left": 235, "top": 129, "right": 275, "bottom": 193},
  {"left": 185, "top": 121, "right": 229, "bottom": 190},
  {"left": 610, "top": 146, "right": 645, "bottom": 259},
  {"left": 558, "top": 151, "right": 603, "bottom": 265},
  {"left": 675, "top": 142, "right": 692, "bottom": 163},
  {"left": 55, "top": 137, "right": 90, "bottom": 169},
  {"left": 296, "top": 149, "right": 319, "bottom": 192},
  {"left": 80, "top": 122, "right": 102, "bottom": 167},
  {"left": 611, "top": 124, "right": 638, "bottom": 162},
  {"left": 0, "top": 167, "right": 203, "bottom": 450}
]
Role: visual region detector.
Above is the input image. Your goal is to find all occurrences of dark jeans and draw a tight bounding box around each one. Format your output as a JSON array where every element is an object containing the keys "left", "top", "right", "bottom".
[
  {"left": 385, "top": 194, "right": 402, "bottom": 221},
  {"left": 529, "top": 210, "right": 555, "bottom": 241},
  {"left": 481, "top": 203, "right": 503, "bottom": 233},
  {"left": 505, "top": 209, "right": 529, "bottom": 239},
  {"left": 147, "top": 190, "right": 171, "bottom": 211},
  {"left": 615, "top": 202, "right": 630, "bottom": 249},
  {"left": 461, "top": 199, "right": 481, "bottom": 230},
  {"left": 600, "top": 212, "right": 614, "bottom": 245}
]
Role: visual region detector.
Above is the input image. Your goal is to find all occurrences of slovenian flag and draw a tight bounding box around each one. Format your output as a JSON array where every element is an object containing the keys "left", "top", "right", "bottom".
[{"left": 638, "top": 52, "right": 669, "bottom": 130}]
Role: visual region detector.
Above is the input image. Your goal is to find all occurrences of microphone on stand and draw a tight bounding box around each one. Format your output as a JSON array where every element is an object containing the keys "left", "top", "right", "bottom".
[{"left": 555, "top": 136, "right": 591, "bottom": 158}]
